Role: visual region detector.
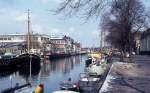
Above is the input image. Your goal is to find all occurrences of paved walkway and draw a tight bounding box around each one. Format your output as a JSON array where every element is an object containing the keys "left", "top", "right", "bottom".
[{"left": 99, "top": 55, "right": 150, "bottom": 93}]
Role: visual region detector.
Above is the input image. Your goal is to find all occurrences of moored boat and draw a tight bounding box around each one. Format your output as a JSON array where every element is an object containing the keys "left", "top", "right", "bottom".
[
  {"left": 79, "top": 73, "right": 100, "bottom": 82},
  {"left": 16, "top": 9, "right": 41, "bottom": 68},
  {"left": 78, "top": 72, "right": 100, "bottom": 92},
  {"left": 17, "top": 53, "right": 40, "bottom": 68},
  {"left": 60, "top": 78, "right": 79, "bottom": 92},
  {"left": 0, "top": 52, "right": 19, "bottom": 71}
]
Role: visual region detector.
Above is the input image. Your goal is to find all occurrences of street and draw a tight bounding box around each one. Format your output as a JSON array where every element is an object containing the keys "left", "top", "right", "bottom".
[{"left": 99, "top": 55, "right": 150, "bottom": 93}]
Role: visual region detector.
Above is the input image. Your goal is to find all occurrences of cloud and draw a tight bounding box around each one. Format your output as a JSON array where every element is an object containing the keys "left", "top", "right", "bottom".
[
  {"left": 50, "top": 28, "right": 61, "bottom": 35},
  {"left": 91, "top": 30, "right": 99, "bottom": 36},
  {"left": 32, "top": 24, "right": 44, "bottom": 34},
  {"left": 40, "top": 0, "right": 49, "bottom": 4},
  {"left": 15, "top": 14, "right": 26, "bottom": 22},
  {"left": 39, "top": 0, "right": 62, "bottom": 4}
]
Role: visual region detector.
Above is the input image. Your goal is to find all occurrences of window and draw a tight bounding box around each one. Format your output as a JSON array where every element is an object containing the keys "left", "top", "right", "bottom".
[
  {"left": 0, "top": 38, "right": 3, "bottom": 40},
  {"left": 8, "top": 38, "right": 11, "bottom": 40},
  {"left": 4, "top": 38, "right": 7, "bottom": 40}
]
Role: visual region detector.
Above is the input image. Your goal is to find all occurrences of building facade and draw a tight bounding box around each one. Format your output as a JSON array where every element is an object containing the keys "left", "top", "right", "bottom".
[
  {"left": 0, "top": 34, "right": 50, "bottom": 54},
  {"left": 0, "top": 34, "right": 82, "bottom": 55},
  {"left": 140, "top": 29, "right": 150, "bottom": 55},
  {"left": 73, "top": 42, "right": 81, "bottom": 54},
  {"left": 50, "top": 36, "right": 81, "bottom": 55}
]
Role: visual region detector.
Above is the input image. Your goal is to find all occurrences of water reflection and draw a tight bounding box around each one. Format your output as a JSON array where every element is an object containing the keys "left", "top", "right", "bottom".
[
  {"left": 43, "top": 56, "right": 81, "bottom": 74},
  {"left": 18, "top": 65, "right": 41, "bottom": 77},
  {"left": 0, "top": 55, "right": 87, "bottom": 93},
  {"left": 0, "top": 69, "right": 17, "bottom": 79}
]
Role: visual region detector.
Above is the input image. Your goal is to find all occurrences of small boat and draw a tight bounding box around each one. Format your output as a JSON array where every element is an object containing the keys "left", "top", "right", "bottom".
[
  {"left": 52, "top": 90, "right": 79, "bottom": 93},
  {"left": 79, "top": 73, "right": 100, "bottom": 82},
  {"left": 60, "top": 78, "right": 79, "bottom": 92},
  {"left": 0, "top": 52, "right": 16, "bottom": 61},
  {"left": 0, "top": 52, "right": 18, "bottom": 71},
  {"left": 78, "top": 73, "right": 100, "bottom": 92}
]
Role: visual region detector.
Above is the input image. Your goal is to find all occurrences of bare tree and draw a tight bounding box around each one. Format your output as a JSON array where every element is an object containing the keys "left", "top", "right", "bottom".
[
  {"left": 101, "top": 0, "right": 146, "bottom": 53},
  {"left": 55, "top": 0, "right": 110, "bottom": 20},
  {"left": 56, "top": 0, "right": 149, "bottom": 55}
]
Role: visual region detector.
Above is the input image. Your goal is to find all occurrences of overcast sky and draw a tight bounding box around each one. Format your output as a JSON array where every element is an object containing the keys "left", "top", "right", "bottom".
[{"left": 0, "top": 0, "right": 149, "bottom": 47}]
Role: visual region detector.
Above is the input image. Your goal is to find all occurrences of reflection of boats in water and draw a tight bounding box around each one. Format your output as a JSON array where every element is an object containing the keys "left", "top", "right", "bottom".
[
  {"left": 0, "top": 63, "right": 41, "bottom": 93},
  {"left": 14, "top": 84, "right": 44, "bottom": 93},
  {"left": 2, "top": 83, "right": 44, "bottom": 93},
  {"left": 1, "top": 83, "right": 32, "bottom": 93},
  {"left": 0, "top": 69, "right": 17, "bottom": 79},
  {"left": 18, "top": 62, "right": 41, "bottom": 77}
]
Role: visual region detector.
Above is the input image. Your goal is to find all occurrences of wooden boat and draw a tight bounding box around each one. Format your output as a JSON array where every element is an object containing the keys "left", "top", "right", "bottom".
[
  {"left": 17, "top": 9, "right": 40, "bottom": 68},
  {"left": 17, "top": 53, "right": 40, "bottom": 68}
]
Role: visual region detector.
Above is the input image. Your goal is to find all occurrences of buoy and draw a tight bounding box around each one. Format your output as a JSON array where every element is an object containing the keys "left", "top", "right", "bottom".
[{"left": 34, "top": 84, "right": 44, "bottom": 93}]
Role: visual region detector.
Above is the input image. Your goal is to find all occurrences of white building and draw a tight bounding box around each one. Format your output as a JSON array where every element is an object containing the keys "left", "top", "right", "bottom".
[
  {"left": 100, "top": 30, "right": 110, "bottom": 48},
  {"left": 0, "top": 34, "right": 50, "bottom": 54},
  {"left": 50, "top": 36, "right": 77, "bottom": 54}
]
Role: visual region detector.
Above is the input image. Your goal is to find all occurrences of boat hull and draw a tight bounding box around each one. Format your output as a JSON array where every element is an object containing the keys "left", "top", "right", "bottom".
[{"left": 17, "top": 53, "right": 41, "bottom": 68}]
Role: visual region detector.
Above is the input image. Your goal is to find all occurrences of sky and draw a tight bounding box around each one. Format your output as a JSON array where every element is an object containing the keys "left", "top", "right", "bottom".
[{"left": 0, "top": 0, "right": 149, "bottom": 47}]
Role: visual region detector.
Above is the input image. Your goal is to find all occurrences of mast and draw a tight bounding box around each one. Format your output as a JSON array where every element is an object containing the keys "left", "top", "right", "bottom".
[
  {"left": 27, "top": 9, "right": 30, "bottom": 53},
  {"left": 27, "top": 9, "right": 32, "bottom": 83}
]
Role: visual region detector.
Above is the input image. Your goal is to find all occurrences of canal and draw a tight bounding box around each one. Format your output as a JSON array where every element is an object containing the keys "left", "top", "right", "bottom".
[{"left": 0, "top": 55, "right": 87, "bottom": 93}]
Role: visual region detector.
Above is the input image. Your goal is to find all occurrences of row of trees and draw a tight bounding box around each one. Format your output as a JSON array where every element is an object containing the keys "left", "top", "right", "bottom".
[{"left": 56, "top": 0, "right": 150, "bottom": 53}]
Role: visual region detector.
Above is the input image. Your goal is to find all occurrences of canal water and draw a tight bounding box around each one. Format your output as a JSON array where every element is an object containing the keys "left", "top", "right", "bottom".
[{"left": 0, "top": 55, "right": 87, "bottom": 93}]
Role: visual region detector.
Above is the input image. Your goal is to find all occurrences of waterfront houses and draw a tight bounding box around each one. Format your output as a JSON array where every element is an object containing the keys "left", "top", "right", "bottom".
[
  {"left": 0, "top": 34, "right": 82, "bottom": 56},
  {"left": 0, "top": 34, "right": 50, "bottom": 54},
  {"left": 73, "top": 42, "right": 81, "bottom": 54},
  {"left": 50, "top": 36, "right": 67, "bottom": 54},
  {"left": 50, "top": 36, "right": 82, "bottom": 55}
]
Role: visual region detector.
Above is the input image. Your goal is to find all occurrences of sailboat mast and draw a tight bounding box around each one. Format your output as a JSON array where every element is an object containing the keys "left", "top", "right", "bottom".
[
  {"left": 27, "top": 9, "right": 32, "bottom": 83},
  {"left": 27, "top": 9, "right": 30, "bottom": 53}
]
